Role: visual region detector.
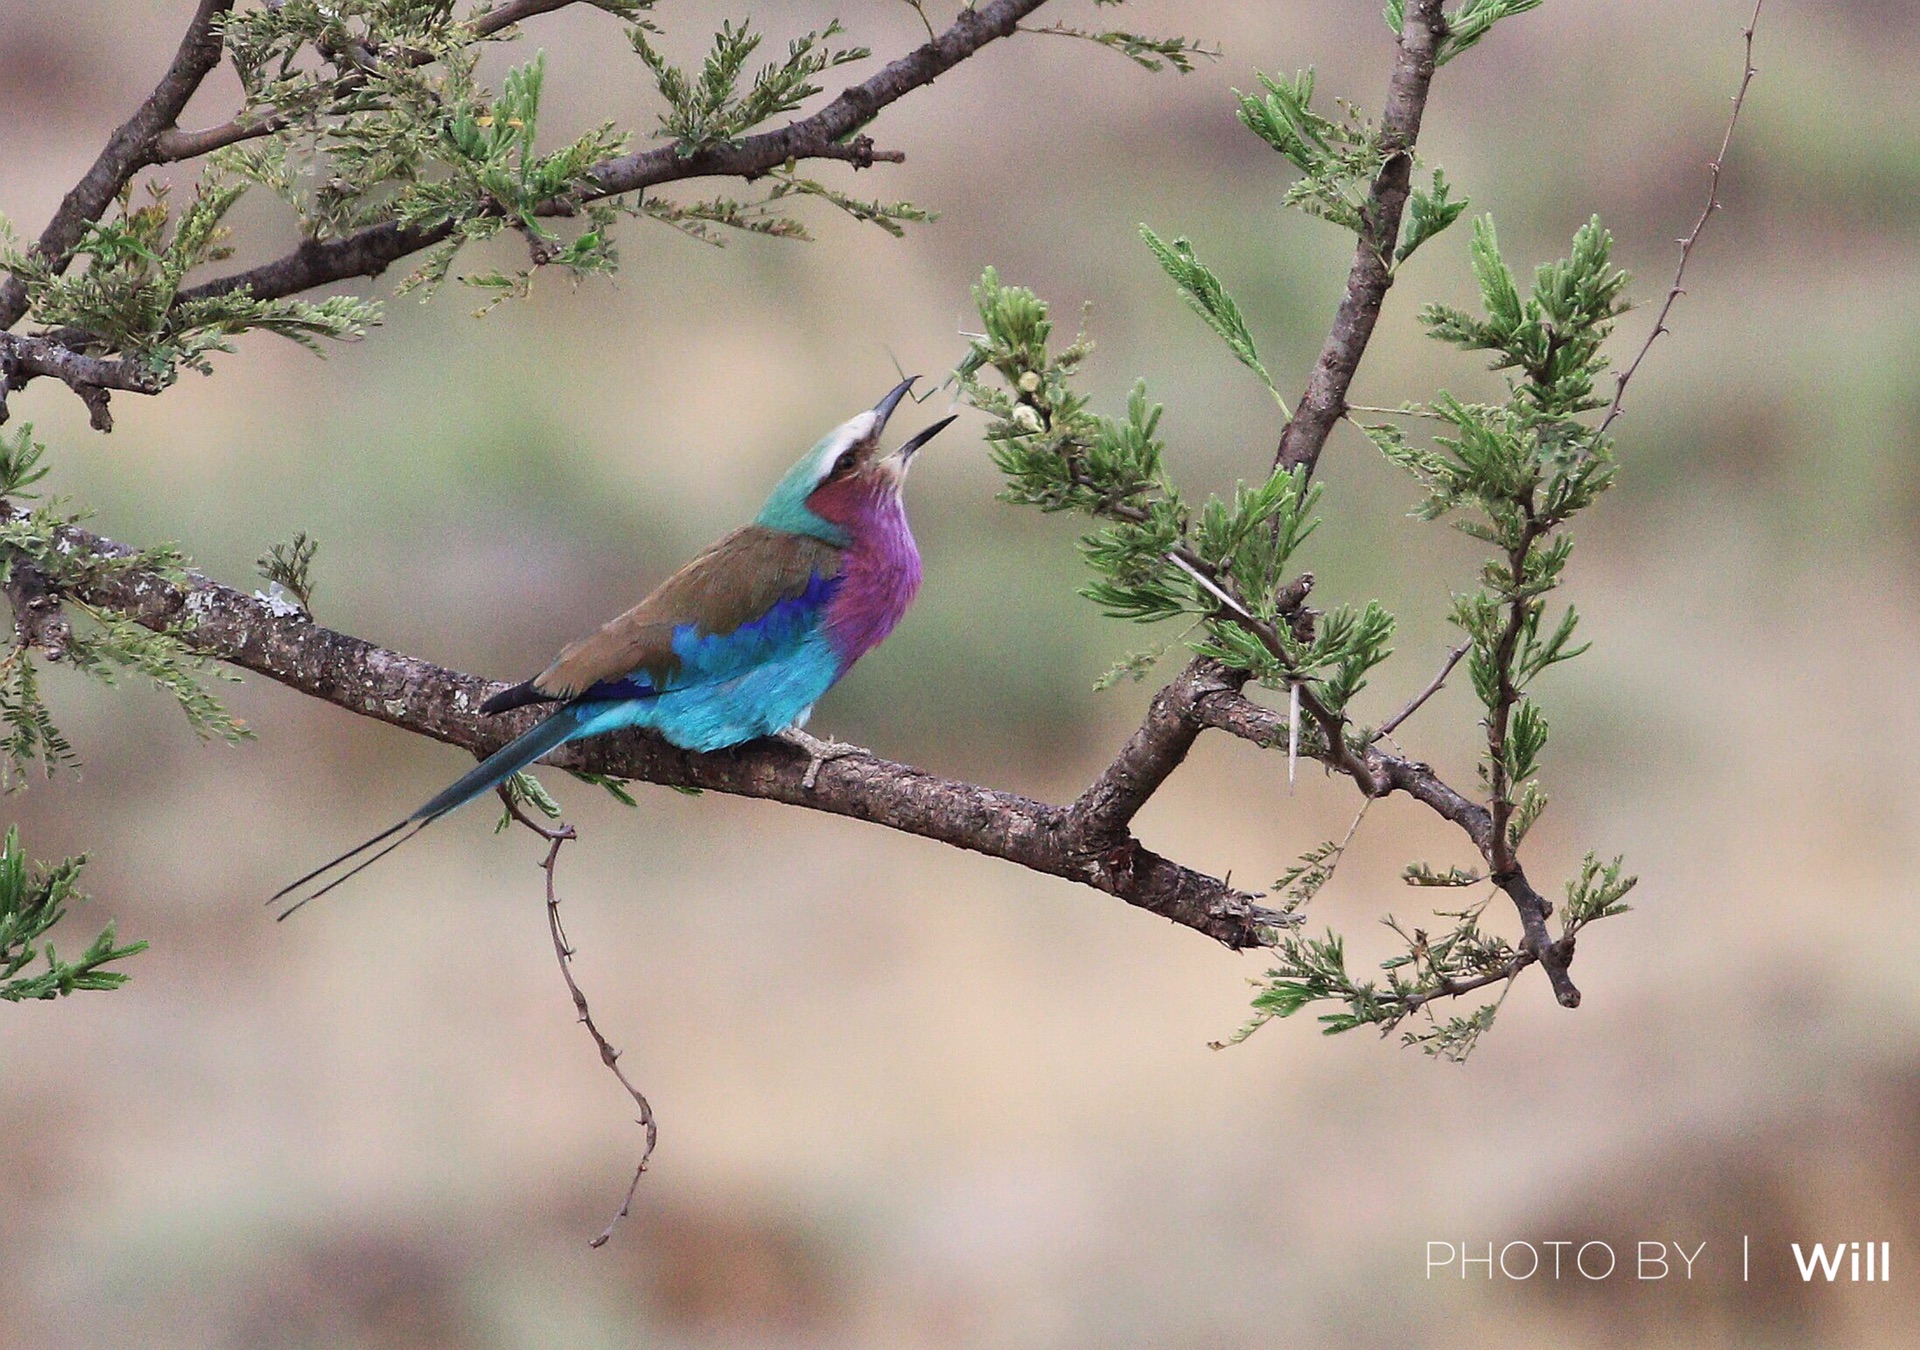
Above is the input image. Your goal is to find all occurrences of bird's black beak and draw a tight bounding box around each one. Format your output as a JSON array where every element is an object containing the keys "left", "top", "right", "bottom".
[
  {"left": 872, "top": 375, "right": 918, "bottom": 432},
  {"left": 894, "top": 414, "right": 956, "bottom": 464}
]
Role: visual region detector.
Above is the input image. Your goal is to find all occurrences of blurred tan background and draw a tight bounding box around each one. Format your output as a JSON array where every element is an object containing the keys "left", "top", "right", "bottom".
[{"left": 4, "top": 1, "right": 1918, "bottom": 1345}]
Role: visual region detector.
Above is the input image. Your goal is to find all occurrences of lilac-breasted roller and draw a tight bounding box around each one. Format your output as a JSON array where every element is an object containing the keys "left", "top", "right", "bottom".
[{"left": 272, "top": 377, "right": 953, "bottom": 915}]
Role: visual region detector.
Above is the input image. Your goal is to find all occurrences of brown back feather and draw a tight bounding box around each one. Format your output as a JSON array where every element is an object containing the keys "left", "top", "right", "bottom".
[{"left": 532, "top": 526, "right": 844, "bottom": 698}]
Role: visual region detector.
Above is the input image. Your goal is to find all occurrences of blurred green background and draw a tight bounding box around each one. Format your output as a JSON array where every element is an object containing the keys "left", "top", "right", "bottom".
[{"left": 4, "top": 1, "right": 1918, "bottom": 1345}]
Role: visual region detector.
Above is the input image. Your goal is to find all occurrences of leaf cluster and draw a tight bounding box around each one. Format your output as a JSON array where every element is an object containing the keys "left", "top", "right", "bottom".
[
  {"left": 1421, "top": 216, "right": 1629, "bottom": 417},
  {"left": 1139, "top": 226, "right": 1281, "bottom": 404},
  {"left": 1235, "top": 70, "right": 1386, "bottom": 234},
  {"left": 1234, "top": 61, "right": 1467, "bottom": 264},
  {"left": 220, "top": 5, "right": 637, "bottom": 298},
  {"left": 1271, "top": 812, "right": 1370, "bottom": 916},
  {"left": 496, "top": 767, "right": 564, "bottom": 831},
  {"left": 1, "top": 183, "right": 375, "bottom": 385},
  {"left": 1220, "top": 893, "right": 1520, "bottom": 1059},
  {"left": 631, "top": 19, "right": 867, "bottom": 153},
  {"left": 1024, "top": 22, "right": 1220, "bottom": 74},
  {"left": 1366, "top": 217, "right": 1629, "bottom": 825},
  {"left": 63, "top": 598, "right": 252, "bottom": 747},
  {"left": 1398, "top": 169, "right": 1468, "bottom": 263},
  {"left": 495, "top": 767, "right": 641, "bottom": 829},
  {"left": 1562, "top": 851, "right": 1635, "bottom": 934},
  {"left": 214, "top": 7, "right": 931, "bottom": 307},
  {"left": 257, "top": 532, "right": 320, "bottom": 614},
  {"left": 0, "top": 425, "right": 50, "bottom": 497},
  {"left": 1385, "top": 0, "right": 1544, "bottom": 65},
  {"left": 0, "top": 651, "right": 72, "bottom": 787},
  {"left": 0, "top": 825, "right": 145, "bottom": 1003},
  {"left": 958, "top": 270, "right": 1390, "bottom": 708}
]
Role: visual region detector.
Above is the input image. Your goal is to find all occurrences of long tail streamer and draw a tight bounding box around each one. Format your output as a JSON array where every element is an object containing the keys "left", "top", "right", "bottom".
[{"left": 269, "top": 708, "right": 583, "bottom": 919}]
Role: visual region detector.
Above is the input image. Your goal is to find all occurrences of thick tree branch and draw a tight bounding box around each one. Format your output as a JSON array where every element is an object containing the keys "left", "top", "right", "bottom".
[
  {"left": 1273, "top": 0, "right": 1443, "bottom": 477},
  {"left": 0, "top": 0, "right": 234, "bottom": 330},
  {"left": 16, "top": 506, "right": 1286, "bottom": 949}
]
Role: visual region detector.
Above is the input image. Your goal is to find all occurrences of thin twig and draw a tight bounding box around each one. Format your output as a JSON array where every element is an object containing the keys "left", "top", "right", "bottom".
[
  {"left": 1373, "top": 640, "right": 1469, "bottom": 742},
  {"left": 1297, "top": 797, "right": 1371, "bottom": 902},
  {"left": 1189, "top": 687, "right": 1493, "bottom": 860},
  {"left": 500, "top": 791, "right": 658, "bottom": 1248},
  {"left": 900, "top": 0, "right": 939, "bottom": 45},
  {"left": 1480, "top": 503, "right": 1544, "bottom": 885},
  {"left": 1599, "top": 0, "right": 1764, "bottom": 435},
  {"left": 1397, "top": 950, "right": 1528, "bottom": 1017}
]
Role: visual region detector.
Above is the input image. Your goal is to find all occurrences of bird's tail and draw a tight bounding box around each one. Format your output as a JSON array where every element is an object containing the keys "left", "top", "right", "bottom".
[{"left": 269, "top": 707, "right": 584, "bottom": 920}]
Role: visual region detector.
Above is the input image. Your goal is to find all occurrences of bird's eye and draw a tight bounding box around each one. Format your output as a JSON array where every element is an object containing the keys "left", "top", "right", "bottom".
[{"left": 828, "top": 448, "right": 858, "bottom": 478}]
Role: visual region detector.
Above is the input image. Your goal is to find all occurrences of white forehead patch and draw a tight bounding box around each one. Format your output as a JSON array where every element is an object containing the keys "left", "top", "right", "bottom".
[{"left": 810, "top": 409, "right": 878, "bottom": 480}]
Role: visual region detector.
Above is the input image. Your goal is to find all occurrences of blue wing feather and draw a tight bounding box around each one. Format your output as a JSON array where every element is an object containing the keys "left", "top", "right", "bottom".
[{"left": 570, "top": 571, "right": 844, "bottom": 752}]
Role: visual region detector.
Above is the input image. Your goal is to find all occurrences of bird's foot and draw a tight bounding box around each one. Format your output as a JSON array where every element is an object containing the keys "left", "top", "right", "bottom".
[{"left": 779, "top": 728, "right": 868, "bottom": 790}]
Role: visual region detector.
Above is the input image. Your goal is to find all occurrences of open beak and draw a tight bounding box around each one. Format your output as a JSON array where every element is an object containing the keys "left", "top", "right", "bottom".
[
  {"left": 893, "top": 414, "right": 957, "bottom": 465},
  {"left": 872, "top": 375, "right": 918, "bottom": 433}
]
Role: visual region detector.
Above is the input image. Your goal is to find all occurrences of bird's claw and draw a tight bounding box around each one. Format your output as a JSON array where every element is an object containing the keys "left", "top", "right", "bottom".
[{"left": 780, "top": 728, "right": 866, "bottom": 790}]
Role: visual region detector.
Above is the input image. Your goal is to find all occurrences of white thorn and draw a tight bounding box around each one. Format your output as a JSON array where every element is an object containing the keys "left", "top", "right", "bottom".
[
  {"left": 1165, "top": 551, "right": 1254, "bottom": 621},
  {"left": 1288, "top": 681, "right": 1301, "bottom": 792}
]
